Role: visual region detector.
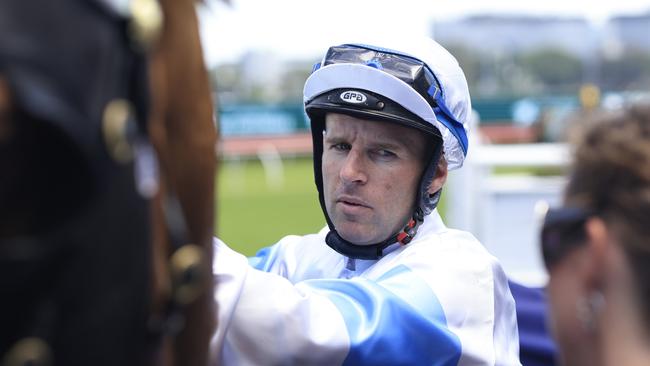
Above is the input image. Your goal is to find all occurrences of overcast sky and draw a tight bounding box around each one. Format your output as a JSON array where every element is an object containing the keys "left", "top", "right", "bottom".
[{"left": 197, "top": 0, "right": 650, "bottom": 67}]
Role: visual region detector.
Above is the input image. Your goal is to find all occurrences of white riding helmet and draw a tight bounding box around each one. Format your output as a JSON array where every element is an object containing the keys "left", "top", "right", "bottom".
[{"left": 304, "top": 37, "right": 472, "bottom": 259}]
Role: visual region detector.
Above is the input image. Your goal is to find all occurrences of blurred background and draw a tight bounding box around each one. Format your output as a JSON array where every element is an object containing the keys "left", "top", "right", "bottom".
[{"left": 197, "top": 0, "right": 650, "bottom": 284}]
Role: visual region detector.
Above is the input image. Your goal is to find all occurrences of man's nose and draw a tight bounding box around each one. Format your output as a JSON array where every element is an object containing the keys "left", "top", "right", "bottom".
[{"left": 339, "top": 150, "right": 367, "bottom": 185}]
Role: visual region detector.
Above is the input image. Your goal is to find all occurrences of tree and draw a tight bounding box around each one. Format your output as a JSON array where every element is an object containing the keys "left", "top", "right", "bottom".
[
  {"left": 519, "top": 48, "right": 583, "bottom": 92},
  {"left": 600, "top": 50, "right": 650, "bottom": 91}
]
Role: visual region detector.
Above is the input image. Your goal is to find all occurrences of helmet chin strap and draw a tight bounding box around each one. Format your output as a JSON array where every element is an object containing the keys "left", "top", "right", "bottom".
[{"left": 324, "top": 207, "right": 425, "bottom": 260}]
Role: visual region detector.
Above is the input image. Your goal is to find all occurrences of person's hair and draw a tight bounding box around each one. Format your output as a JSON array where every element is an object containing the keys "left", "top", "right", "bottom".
[{"left": 565, "top": 103, "right": 650, "bottom": 329}]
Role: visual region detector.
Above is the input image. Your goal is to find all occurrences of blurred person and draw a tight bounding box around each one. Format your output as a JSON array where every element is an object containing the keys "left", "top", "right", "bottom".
[
  {"left": 211, "top": 37, "right": 521, "bottom": 365},
  {"left": 0, "top": 2, "right": 155, "bottom": 364},
  {"left": 541, "top": 103, "right": 650, "bottom": 366}
]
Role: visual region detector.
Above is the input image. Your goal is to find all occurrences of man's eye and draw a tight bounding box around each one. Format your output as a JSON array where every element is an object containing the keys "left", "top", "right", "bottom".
[
  {"left": 376, "top": 149, "right": 396, "bottom": 158},
  {"left": 331, "top": 143, "right": 350, "bottom": 151}
]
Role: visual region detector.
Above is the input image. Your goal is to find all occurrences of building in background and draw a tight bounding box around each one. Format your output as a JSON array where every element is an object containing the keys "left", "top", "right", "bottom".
[
  {"left": 606, "top": 11, "right": 650, "bottom": 52},
  {"left": 432, "top": 15, "right": 598, "bottom": 59}
]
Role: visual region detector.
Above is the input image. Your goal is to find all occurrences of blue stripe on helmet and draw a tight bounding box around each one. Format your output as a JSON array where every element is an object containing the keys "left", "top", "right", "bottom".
[{"left": 429, "top": 88, "right": 468, "bottom": 156}]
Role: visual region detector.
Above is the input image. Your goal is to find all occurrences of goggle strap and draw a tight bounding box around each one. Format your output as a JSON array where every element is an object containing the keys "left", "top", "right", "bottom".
[{"left": 427, "top": 84, "right": 440, "bottom": 99}]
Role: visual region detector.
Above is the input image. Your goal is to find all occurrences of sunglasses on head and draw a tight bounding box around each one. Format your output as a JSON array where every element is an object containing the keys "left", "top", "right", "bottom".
[{"left": 540, "top": 206, "right": 595, "bottom": 269}]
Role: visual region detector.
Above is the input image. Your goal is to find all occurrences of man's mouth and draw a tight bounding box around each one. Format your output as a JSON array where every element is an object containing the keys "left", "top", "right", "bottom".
[{"left": 337, "top": 195, "right": 370, "bottom": 208}]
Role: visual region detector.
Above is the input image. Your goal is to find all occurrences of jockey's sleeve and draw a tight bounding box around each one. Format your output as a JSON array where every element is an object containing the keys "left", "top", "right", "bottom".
[{"left": 211, "top": 238, "right": 467, "bottom": 366}]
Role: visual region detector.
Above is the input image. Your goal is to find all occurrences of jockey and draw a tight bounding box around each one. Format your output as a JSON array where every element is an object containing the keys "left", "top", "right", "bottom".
[{"left": 211, "top": 37, "right": 521, "bottom": 365}]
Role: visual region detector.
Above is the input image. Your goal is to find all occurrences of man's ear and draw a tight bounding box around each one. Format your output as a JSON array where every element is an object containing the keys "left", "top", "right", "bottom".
[{"left": 427, "top": 157, "right": 448, "bottom": 195}]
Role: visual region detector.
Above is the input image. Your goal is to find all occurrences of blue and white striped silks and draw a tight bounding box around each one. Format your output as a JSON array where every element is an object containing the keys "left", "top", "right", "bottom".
[{"left": 211, "top": 210, "right": 521, "bottom": 365}]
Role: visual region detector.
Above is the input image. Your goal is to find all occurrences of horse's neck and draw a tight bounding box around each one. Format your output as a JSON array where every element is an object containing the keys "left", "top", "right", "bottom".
[
  {"left": 150, "top": 0, "right": 216, "bottom": 247},
  {"left": 147, "top": 1, "right": 218, "bottom": 365}
]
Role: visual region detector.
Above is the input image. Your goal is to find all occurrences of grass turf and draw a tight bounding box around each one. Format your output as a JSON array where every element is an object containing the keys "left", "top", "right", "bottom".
[{"left": 216, "top": 157, "right": 323, "bottom": 256}]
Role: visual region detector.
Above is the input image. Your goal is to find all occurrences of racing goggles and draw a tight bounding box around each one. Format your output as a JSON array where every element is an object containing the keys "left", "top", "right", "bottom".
[
  {"left": 313, "top": 44, "right": 468, "bottom": 154},
  {"left": 540, "top": 206, "right": 594, "bottom": 269}
]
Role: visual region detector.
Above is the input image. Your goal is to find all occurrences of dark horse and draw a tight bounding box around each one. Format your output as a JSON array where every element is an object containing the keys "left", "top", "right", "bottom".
[{"left": 0, "top": 0, "right": 217, "bottom": 365}]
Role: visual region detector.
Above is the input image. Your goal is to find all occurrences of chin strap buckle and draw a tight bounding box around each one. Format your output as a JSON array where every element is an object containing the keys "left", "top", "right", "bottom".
[{"left": 396, "top": 208, "right": 424, "bottom": 245}]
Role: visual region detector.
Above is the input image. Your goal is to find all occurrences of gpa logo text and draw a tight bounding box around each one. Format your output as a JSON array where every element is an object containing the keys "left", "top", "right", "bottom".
[{"left": 340, "top": 91, "right": 367, "bottom": 104}]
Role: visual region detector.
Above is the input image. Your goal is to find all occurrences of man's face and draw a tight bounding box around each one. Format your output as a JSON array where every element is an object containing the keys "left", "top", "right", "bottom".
[{"left": 322, "top": 113, "right": 427, "bottom": 245}]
